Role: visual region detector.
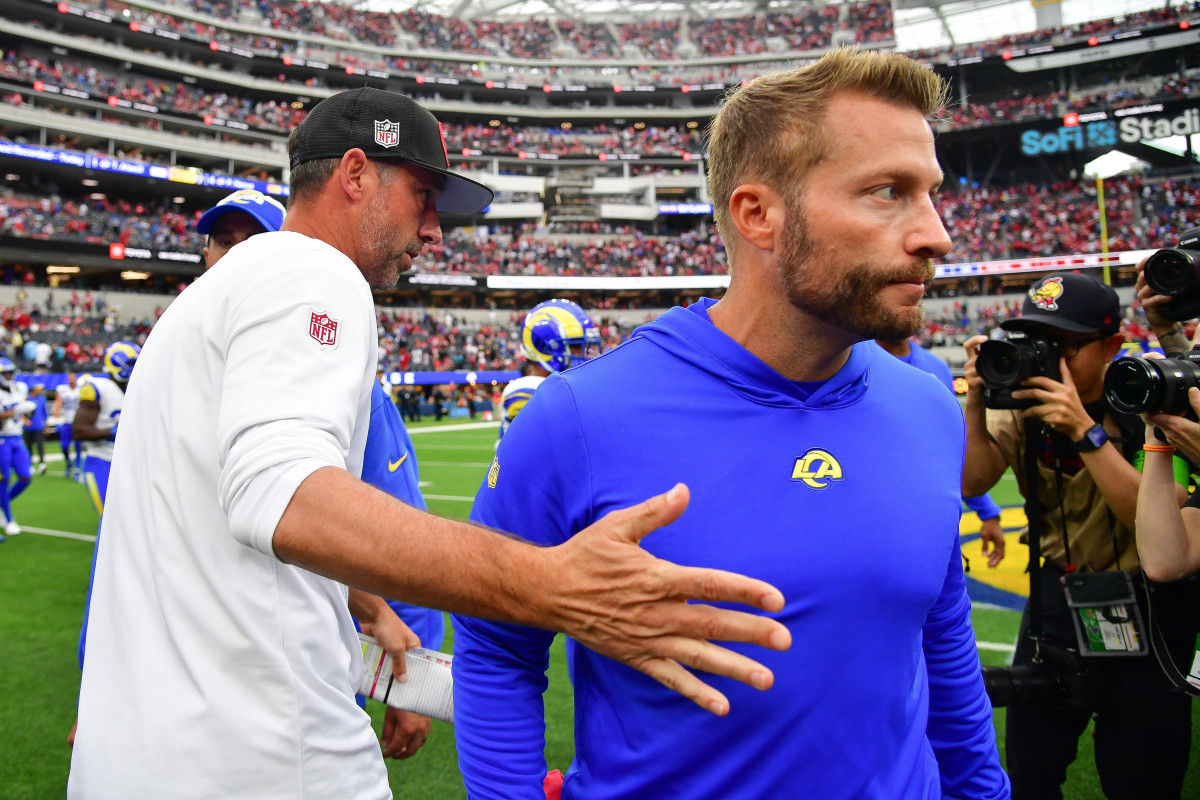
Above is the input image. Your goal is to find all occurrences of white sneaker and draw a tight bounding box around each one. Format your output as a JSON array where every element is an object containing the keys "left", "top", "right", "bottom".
[
  {"left": 37, "top": 463, "right": 46, "bottom": 475},
  {"left": 5, "top": 520, "right": 20, "bottom": 536}
]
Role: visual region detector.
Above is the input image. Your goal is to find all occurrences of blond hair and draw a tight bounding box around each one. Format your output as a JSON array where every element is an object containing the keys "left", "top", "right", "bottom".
[{"left": 706, "top": 48, "right": 948, "bottom": 257}]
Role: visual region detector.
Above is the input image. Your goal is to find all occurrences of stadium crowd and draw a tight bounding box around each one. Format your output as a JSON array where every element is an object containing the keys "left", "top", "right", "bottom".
[
  {"left": 938, "top": 175, "right": 1200, "bottom": 262},
  {"left": 65, "top": 0, "right": 895, "bottom": 59},
  {"left": 4, "top": 176, "right": 1198, "bottom": 277},
  {"left": 55, "top": 0, "right": 1197, "bottom": 70},
  {"left": 2, "top": 43, "right": 1191, "bottom": 162}
]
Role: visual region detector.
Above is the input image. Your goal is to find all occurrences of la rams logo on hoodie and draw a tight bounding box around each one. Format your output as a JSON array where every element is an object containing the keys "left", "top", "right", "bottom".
[{"left": 791, "top": 448, "right": 843, "bottom": 489}]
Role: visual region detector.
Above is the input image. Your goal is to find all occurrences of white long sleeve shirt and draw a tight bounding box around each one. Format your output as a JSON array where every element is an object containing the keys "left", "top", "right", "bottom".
[{"left": 69, "top": 232, "right": 384, "bottom": 800}]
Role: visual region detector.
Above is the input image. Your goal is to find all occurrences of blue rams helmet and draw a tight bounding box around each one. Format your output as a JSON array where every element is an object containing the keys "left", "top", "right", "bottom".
[
  {"left": 521, "top": 299, "right": 602, "bottom": 373},
  {"left": 103, "top": 341, "right": 141, "bottom": 383},
  {"left": 0, "top": 357, "right": 14, "bottom": 387}
]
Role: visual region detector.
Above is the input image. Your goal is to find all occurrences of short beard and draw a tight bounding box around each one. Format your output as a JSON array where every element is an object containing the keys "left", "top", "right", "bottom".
[
  {"left": 359, "top": 190, "right": 423, "bottom": 291},
  {"left": 778, "top": 197, "right": 933, "bottom": 341}
]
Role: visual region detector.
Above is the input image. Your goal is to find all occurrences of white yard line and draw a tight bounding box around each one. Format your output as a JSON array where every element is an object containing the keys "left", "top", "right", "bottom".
[
  {"left": 19, "top": 525, "right": 96, "bottom": 542},
  {"left": 408, "top": 422, "right": 500, "bottom": 435},
  {"left": 419, "top": 461, "right": 494, "bottom": 468}
]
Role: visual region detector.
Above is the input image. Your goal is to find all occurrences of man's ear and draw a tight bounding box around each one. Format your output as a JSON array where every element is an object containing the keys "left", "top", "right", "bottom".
[
  {"left": 337, "top": 148, "right": 371, "bottom": 201},
  {"left": 1102, "top": 333, "right": 1127, "bottom": 361},
  {"left": 728, "top": 183, "right": 786, "bottom": 253}
]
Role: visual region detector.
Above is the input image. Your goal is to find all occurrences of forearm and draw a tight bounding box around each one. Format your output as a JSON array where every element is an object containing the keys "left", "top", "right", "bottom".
[
  {"left": 1157, "top": 321, "right": 1190, "bottom": 357},
  {"left": 347, "top": 587, "right": 391, "bottom": 624},
  {"left": 274, "top": 467, "right": 548, "bottom": 626},
  {"left": 962, "top": 399, "right": 1006, "bottom": 497},
  {"left": 1136, "top": 450, "right": 1200, "bottom": 581},
  {"left": 924, "top": 547, "right": 1010, "bottom": 800},
  {"left": 1081, "top": 443, "right": 1150, "bottom": 529},
  {"left": 452, "top": 615, "right": 553, "bottom": 800},
  {"left": 71, "top": 426, "right": 109, "bottom": 441}
]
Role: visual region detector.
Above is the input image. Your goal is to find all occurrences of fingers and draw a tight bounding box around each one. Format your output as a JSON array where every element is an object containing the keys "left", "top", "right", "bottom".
[
  {"left": 1190, "top": 386, "right": 1200, "bottom": 417},
  {"left": 663, "top": 562, "right": 787, "bottom": 616},
  {"left": 963, "top": 334, "right": 987, "bottom": 359},
  {"left": 964, "top": 334, "right": 987, "bottom": 350},
  {"left": 600, "top": 483, "right": 690, "bottom": 547},
  {"left": 627, "top": 649, "right": 745, "bottom": 717},
  {"left": 640, "top": 593, "right": 791, "bottom": 649},
  {"left": 1057, "top": 357, "right": 1074, "bottom": 387},
  {"left": 380, "top": 709, "right": 430, "bottom": 759},
  {"left": 988, "top": 534, "right": 1006, "bottom": 567}
]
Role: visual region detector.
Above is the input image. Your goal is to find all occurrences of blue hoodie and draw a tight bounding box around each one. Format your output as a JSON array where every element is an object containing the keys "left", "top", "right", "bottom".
[
  {"left": 454, "top": 299, "right": 1009, "bottom": 800},
  {"left": 891, "top": 342, "right": 1003, "bottom": 522},
  {"left": 359, "top": 382, "right": 443, "bottom": 650}
]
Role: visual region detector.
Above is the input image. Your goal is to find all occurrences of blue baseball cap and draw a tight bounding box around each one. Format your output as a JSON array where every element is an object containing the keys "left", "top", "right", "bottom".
[{"left": 196, "top": 190, "right": 287, "bottom": 235}]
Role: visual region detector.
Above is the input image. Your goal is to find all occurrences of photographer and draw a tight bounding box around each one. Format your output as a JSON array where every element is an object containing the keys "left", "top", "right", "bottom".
[
  {"left": 1137, "top": 387, "right": 1200, "bottom": 581},
  {"left": 1135, "top": 255, "right": 1200, "bottom": 582},
  {"left": 963, "top": 272, "right": 1192, "bottom": 800}
]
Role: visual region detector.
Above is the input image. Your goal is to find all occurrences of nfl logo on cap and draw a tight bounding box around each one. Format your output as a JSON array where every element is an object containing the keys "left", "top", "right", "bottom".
[{"left": 374, "top": 119, "right": 400, "bottom": 149}]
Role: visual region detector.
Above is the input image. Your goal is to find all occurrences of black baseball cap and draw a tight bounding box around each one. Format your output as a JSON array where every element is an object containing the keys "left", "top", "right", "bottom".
[
  {"left": 289, "top": 87, "right": 494, "bottom": 215},
  {"left": 1001, "top": 272, "right": 1121, "bottom": 336}
]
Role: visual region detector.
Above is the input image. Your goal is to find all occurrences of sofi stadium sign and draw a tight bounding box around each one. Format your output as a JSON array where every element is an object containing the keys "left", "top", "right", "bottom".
[{"left": 1021, "top": 105, "right": 1199, "bottom": 156}]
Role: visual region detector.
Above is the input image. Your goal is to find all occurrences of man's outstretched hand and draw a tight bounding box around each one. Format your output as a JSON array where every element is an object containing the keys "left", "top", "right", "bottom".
[{"left": 540, "top": 483, "right": 791, "bottom": 716}]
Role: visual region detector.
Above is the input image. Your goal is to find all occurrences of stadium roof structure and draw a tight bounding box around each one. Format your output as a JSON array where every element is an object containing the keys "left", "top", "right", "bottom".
[{"left": 355, "top": 0, "right": 1181, "bottom": 52}]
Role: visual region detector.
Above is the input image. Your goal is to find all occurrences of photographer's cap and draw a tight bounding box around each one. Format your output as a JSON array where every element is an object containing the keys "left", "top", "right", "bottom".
[
  {"left": 289, "top": 87, "right": 493, "bottom": 215},
  {"left": 196, "top": 189, "right": 286, "bottom": 235},
  {"left": 1001, "top": 272, "right": 1121, "bottom": 336}
]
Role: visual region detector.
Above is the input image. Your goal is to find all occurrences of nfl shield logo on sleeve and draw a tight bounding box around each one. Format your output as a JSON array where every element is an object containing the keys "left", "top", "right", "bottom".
[
  {"left": 374, "top": 119, "right": 400, "bottom": 148},
  {"left": 309, "top": 310, "right": 339, "bottom": 348}
]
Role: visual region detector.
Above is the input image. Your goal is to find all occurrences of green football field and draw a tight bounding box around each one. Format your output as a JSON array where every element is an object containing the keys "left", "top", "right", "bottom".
[{"left": 0, "top": 419, "right": 1196, "bottom": 799}]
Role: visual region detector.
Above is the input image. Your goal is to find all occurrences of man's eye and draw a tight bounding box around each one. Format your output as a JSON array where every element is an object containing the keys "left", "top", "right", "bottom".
[{"left": 873, "top": 186, "right": 898, "bottom": 201}]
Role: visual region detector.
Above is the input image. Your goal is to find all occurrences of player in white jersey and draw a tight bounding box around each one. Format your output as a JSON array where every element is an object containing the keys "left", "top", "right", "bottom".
[
  {"left": 73, "top": 343, "right": 138, "bottom": 517},
  {"left": 54, "top": 373, "right": 84, "bottom": 480},
  {"left": 498, "top": 299, "right": 602, "bottom": 444},
  {"left": 0, "top": 358, "right": 35, "bottom": 537},
  {"left": 72, "top": 342, "right": 138, "bottom": 691}
]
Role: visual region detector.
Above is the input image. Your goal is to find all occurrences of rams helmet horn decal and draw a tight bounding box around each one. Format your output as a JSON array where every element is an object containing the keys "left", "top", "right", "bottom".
[
  {"left": 521, "top": 299, "right": 602, "bottom": 373},
  {"left": 103, "top": 341, "right": 141, "bottom": 383}
]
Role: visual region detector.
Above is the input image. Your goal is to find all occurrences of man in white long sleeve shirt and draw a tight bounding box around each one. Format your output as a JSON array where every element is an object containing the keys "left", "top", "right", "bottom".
[{"left": 68, "top": 88, "right": 790, "bottom": 799}]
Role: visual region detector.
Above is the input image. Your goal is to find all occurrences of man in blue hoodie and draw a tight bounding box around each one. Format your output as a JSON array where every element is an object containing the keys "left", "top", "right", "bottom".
[
  {"left": 453, "top": 49, "right": 1009, "bottom": 800},
  {"left": 877, "top": 336, "right": 1006, "bottom": 568}
]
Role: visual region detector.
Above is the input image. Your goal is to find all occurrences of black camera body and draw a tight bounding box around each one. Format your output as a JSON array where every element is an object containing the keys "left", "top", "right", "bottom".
[
  {"left": 1105, "top": 345, "right": 1200, "bottom": 415},
  {"left": 1144, "top": 226, "right": 1200, "bottom": 322},
  {"left": 982, "top": 638, "right": 1099, "bottom": 710},
  {"left": 977, "top": 330, "right": 1062, "bottom": 409}
]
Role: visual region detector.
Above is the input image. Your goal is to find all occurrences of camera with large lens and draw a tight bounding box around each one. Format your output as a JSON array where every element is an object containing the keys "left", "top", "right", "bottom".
[
  {"left": 976, "top": 330, "right": 1061, "bottom": 409},
  {"left": 1104, "top": 345, "right": 1200, "bottom": 415},
  {"left": 982, "top": 639, "right": 1097, "bottom": 709},
  {"left": 1144, "top": 226, "right": 1200, "bottom": 322}
]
